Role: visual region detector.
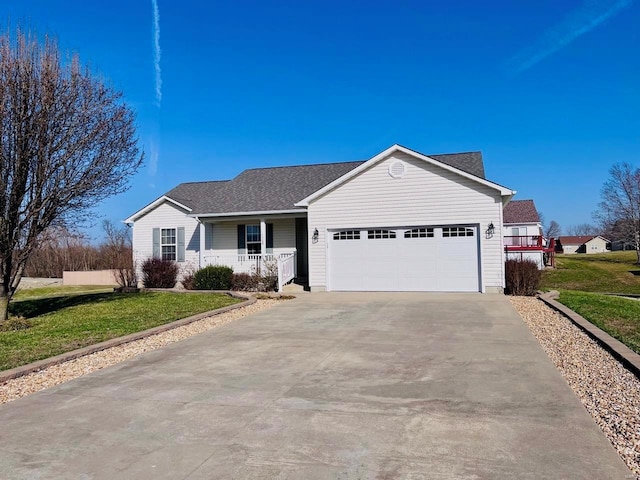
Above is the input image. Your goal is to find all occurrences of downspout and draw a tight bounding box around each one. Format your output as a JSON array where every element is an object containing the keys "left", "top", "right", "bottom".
[{"left": 197, "top": 218, "right": 206, "bottom": 269}]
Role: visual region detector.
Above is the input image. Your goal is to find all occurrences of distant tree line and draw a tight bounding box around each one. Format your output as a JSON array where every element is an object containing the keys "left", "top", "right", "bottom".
[{"left": 24, "top": 221, "right": 133, "bottom": 278}]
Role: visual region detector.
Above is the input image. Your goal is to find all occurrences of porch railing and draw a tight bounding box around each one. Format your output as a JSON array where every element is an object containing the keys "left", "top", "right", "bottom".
[
  {"left": 203, "top": 254, "right": 276, "bottom": 274},
  {"left": 504, "top": 235, "right": 544, "bottom": 249},
  {"left": 277, "top": 252, "right": 296, "bottom": 292},
  {"left": 203, "top": 252, "right": 297, "bottom": 291}
]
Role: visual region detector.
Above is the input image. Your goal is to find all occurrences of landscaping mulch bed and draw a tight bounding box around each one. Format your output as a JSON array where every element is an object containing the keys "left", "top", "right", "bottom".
[{"left": 511, "top": 296, "right": 640, "bottom": 479}]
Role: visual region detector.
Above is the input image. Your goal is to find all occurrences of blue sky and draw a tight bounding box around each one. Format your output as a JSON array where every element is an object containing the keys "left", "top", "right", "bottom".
[{"left": 3, "top": 0, "right": 639, "bottom": 239}]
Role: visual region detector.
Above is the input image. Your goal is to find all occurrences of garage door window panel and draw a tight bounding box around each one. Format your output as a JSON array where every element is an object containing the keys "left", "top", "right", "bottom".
[
  {"left": 442, "top": 227, "right": 474, "bottom": 238},
  {"left": 404, "top": 228, "right": 434, "bottom": 238},
  {"left": 334, "top": 230, "right": 360, "bottom": 240},
  {"left": 367, "top": 229, "right": 396, "bottom": 239}
]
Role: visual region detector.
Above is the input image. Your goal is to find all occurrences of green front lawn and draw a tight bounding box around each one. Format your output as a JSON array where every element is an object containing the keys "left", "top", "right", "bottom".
[
  {"left": 541, "top": 251, "right": 640, "bottom": 294},
  {"left": 557, "top": 290, "right": 640, "bottom": 354},
  {"left": 14, "top": 285, "right": 113, "bottom": 300},
  {"left": 538, "top": 251, "right": 640, "bottom": 354},
  {"left": 0, "top": 291, "right": 240, "bottom": 372}
]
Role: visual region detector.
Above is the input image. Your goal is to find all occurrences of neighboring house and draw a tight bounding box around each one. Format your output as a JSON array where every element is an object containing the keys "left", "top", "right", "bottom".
[
  {"left": 558, "top": 235, "right": 610, "bottom": 254},
  {"left": 502, "top": 199, "right": 550, "bottom": 269},
  {"left": 125, "top": 144, "right": 516, "bottom": 293}
]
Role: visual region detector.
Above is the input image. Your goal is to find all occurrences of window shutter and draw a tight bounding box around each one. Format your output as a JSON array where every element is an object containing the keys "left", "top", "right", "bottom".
[
  {"left": 152, "top": 228, "right": 160, "bottom": 258},
  {"left": 237, "top": 224, "right": 246, "bottom": 253},
  {"left": 177, "top": 227, "right": 185, "bottom": 262},
  {"left": 266, "top": 223, "right": 274, "bottom": 254}
]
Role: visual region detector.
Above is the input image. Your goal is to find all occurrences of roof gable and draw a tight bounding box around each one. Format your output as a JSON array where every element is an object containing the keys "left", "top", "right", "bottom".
[
  {"left": 503, "top": 200, "right": 540, "bottom": 224},
  {"left": 295, "top": 145, "right": 513, "bottom": 207},
  {"left": 124, "top": 195, "right": 192, "bottom": 223},
  {"left": 559, "top": 235, "right": 609, "bottom": 245}
]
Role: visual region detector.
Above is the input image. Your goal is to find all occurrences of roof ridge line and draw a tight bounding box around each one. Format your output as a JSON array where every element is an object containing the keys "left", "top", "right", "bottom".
[{"left": 238, "top": 160, "right": 366, "bottom": 172}]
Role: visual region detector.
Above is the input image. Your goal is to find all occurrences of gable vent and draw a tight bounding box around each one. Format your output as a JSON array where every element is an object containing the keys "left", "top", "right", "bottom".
[{"left": 388, "top": 160, "right": 406, "bottom": 179}]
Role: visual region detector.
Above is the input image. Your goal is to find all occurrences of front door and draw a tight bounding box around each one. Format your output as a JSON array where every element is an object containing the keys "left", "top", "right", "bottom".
[{"left": 295, "top": 218, "right": 309, "bottom": 280}]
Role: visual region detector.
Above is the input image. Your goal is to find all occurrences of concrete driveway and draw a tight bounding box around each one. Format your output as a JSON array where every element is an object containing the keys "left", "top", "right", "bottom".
[{"left": 0, "top": 293, "right": 631, "bottom": 479}]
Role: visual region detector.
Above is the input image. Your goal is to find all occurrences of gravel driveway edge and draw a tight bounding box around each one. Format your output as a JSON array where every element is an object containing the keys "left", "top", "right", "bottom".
[
  {"left": 539, "top": 290, "right": 640, "bottom": 378},
  {"left": 0, "top": 291, "right": 255, "bottom": 384}
]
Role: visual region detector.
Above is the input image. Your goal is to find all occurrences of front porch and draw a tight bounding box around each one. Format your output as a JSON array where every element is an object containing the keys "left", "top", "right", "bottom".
[
  {"left": 194, "top": 215, "right": 309, "bottom": 291},
  {"left": 203, "top": 252, "right": 298, "bottom": 291}
]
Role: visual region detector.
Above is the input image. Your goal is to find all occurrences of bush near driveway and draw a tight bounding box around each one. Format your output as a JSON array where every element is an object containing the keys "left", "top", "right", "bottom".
[
  {"left": 0, "top": 291, "right": 240, "bottom": 371},
  {"left": 505, "top": 259, "right": 541, "bottom": 296}
]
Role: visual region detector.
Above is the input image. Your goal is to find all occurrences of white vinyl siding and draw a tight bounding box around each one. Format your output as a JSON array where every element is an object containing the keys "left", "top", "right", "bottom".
[
  {"left": 207, "top": 218, "right": 296, "bottom": 257},
  {"left": 132, "top": 201, "right": 201, "bottom": 279},
  {"left": 504, "top": 223, "right": 541, "bottom": 237},
  {"left": 307, "top": 151, "right": 505, "bottom": 292}
]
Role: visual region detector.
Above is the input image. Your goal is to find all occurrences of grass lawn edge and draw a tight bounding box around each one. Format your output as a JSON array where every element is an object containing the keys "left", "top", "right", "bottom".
[
  {"left": 538, "top": 291, "right": 640, "bottom": 378},
  {"left": 0, "top": 291, "right": 255, "bottom": 384}
]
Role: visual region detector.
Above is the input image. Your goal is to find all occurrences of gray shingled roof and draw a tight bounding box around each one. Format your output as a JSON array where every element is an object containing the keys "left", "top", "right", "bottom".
[
  {"left": 164, "top": 150, "right": 485, "bottom": 215},
  {"left": 503, "top": 200, "right": 540, "bottom": 224}
]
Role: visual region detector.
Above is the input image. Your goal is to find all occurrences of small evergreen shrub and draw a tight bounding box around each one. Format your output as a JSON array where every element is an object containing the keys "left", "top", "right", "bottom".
[
  {"left": 231, "top": 272, "right": 258, "bottom": 291},
  {"left": 194, "top": 265, "right": 234, "bottom": 290},
  {"left": 505, "top": 259, "right": 542, "bottom": 296},
  {"left": 141, "top": 258, "right": 179, "bottom": 288}
]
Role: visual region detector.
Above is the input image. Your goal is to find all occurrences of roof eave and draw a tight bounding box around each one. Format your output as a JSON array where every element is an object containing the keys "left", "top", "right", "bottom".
[{"left": 189, "top": 208, "right": 307, "bottom": 219}]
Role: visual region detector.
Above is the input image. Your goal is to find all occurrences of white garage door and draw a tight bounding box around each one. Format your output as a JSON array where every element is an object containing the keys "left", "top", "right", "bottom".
[{"left": 328, "top": 226, "right": 479, "bottom": 292}]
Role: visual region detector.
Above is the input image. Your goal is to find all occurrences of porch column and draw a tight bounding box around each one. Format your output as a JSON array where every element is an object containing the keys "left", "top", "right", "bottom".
[
  {"left": 260, "top": 218, "right": 267, "bottom": 255},
  {"left": 199, "top": 221, "right": 206, "bottom": 268}
]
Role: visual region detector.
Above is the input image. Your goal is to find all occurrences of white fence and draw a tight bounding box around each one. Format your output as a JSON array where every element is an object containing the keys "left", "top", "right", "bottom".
[
  {"left": 204, "top": 254, "right": 278, "bottom": 274},
  {"left": 277, "top": 253, "right": 296, "bottom": 292},
  {"left": 203, "top": 252, "right": 297, "bottom": 291}
]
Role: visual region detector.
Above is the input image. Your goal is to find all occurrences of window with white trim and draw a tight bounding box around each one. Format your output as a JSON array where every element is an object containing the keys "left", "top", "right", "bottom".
[
  {"left": 161, "top": 228, "right": 177, "bottom": 261},
  {"left": 246, "top": 225, "right": 261, "bottom": 254},
  {"left": 333, "top": 230, "right": 360, "bottom": 240},
  {"left": 442, "top": 227, "right": 475, "bottom": 238},
  {"left": 404, "top": 228, "right": 434, "bottom": 238},
  {"left": 368, "top": 229, "right": 396, "bottom": 239}
]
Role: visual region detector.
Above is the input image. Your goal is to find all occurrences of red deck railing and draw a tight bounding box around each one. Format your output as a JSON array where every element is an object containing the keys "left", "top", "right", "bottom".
[{"left": 504, "top": 235, "right": 544, "bottom": 250}]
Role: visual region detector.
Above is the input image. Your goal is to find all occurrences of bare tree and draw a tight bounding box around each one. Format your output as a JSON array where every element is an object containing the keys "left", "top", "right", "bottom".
[
  {"left": 566, "top": 223, "right": 599, "bottom": 236},
  {"left": 544, "top": 220, "right": 562, "bottom": 239},
  {"left": 102, "top": 220, "right": 137, "bottom": 289},
  {"left": 0, "top": 29, "right": 143, "bottom": 321},
  {"left": 594, "top": 163, "right": 640, "bottom": 264}
]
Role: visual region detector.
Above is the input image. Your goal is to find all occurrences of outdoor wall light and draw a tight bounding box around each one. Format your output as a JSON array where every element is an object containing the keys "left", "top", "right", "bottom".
[
  {"left": 312, "top": 228, "right": 319, "bottom": 244},
  {"left": 487, "top": 222, "right": 495, "bottom": 235}
]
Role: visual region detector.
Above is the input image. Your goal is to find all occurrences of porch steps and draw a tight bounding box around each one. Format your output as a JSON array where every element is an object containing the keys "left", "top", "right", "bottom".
[{"left": 282, "top": 282, "right": 306, "bottom": 293}]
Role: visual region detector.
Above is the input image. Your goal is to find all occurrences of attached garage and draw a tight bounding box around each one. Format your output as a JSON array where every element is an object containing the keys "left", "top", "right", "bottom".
[
  {"left": 298, "top": 146, "right": 516, "bottom": 293},
  {"left": 328, "top": 225, "right": 480, "bottom": 292}
]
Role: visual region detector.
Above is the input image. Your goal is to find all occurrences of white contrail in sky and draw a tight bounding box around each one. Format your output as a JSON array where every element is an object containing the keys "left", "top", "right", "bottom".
[
  {"left": 149, "top": 139, "right": 159, "bottom": 177},
  {"left": 507, "top": 0, "right": 633, "bottom": 75},
  {"left": 152, "top": 0, "right": 162, "bottom": 105}
]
